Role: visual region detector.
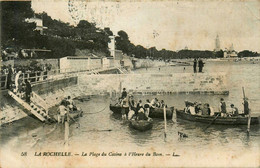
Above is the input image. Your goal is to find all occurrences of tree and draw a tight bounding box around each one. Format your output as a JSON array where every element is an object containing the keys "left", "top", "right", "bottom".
[
  {"left": 1, "top": 1, "right": 36, "bottom": 49},
  {"left": 238, "top": 50, "right": 258, "bottom": 58},
  {"left": 115, "top": 30, "right": 131, "bottom": 55},
  {"left": 215, "top": 50, "right": 224, "bottom": 58},
  {"left": 104, "top": 27, "right": 113, "bottom": 36}
]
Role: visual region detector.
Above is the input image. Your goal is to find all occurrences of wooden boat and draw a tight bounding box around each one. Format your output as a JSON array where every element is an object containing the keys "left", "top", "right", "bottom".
[
  {"left": 176, "top": 109, "right": 259, "bottom": 125},
  {"left": 109, "top": 104, "right": 174, "bottom": 119},
  {"left": 68, "top": 109, "right": 83, "bottom": 120},
  {"left": 129, "top": 120, "right": 153, "bottom": 131}
]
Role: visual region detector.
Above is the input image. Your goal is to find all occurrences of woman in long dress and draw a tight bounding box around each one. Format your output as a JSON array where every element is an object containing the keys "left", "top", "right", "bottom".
[{"left": 14, "top": 71, "right": 22, "bottom": 93}]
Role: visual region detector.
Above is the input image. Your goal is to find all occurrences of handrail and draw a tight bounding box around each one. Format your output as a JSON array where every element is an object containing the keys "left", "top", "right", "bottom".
[
  {"left": 31, "top": 91, "right": 49, "bottom": 112},
  {"left": 1, "top": 65, "right": 129, "bottom": 89}
]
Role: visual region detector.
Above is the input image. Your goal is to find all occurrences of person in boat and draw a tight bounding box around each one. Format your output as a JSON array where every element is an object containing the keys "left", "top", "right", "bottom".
[
  {"left": 184, "top": 102, "right": 190, "bottom": 113},
  {"left": 58, "top": 100, "right": 68, "bottom": 124},
  {"left": 156, "top": 100, "right": 161, "bottom": 108},
  {"left": 121, "top": 96, "right": 129, "bottom": 120},
  {"left": 144, "top": 99, "right": 151, "bottom": 117},
  {"left": 66, "top": 96, "right": 77, "bottom": 111},
  {"left": 136, "top": 100, "right": 143, "bottom": 115},
  {"left": 121, "top": 88, "right": 127, "bottom": 99},
  {"left": 151, "top": 98, "right": 158, "bottom": 108},
  {"left": 128, "top": 95, "right": 135, "bottom": 111},
  {"left": 206, "top": 103, "right": 212, "bottom": 115},
  {"left": 196, "top": 102, "right": 203, "bottom": 115},
  {"left": 160, "top": 100, "right": 167, "bottom": 108},
  {"left": 184, "top": 100, "right": 193, "bottom": 113},
  {"left": 230, "top": 104, "right": 239, "bottom": 117},
  {"left": 137, "top": 107, "right": 148, "bottom": 121},
  {"left": 194, "top": 102, "right": 200, "bottom": 114},
  {"left": 128, "top": 109, "right": 136, "bottom": 120},
  {"left": 219, "top": 98, "right": 227, "bottom": 117},
  {"left": 201, "top": 104, "right": 209, "bottom": 115},
  {"left": 208, "top": 104, "right": 215, "bottom": 116},
  {"left": 188, "top": 103, "right": 196, "bottom": 115},
  {"left": 242, "top": 97, "right": 249, "bottom": 116}
]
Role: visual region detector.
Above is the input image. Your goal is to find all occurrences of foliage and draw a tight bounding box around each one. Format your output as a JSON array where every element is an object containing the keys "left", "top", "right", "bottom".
[
  {"left": 1, "top": 2, "right": 111, "bottom": 58},
  {"left": 215, "top": 50, "right": 224, "bottom": 58},
  {"left": 1, "top": 1, "right": 36, "bottom": 49},
  {"left": 238, "top": 50, "right": 259, "bottom": 58},
  {"left": 114, "top": 30, "right": 220, "bottom": 60}
]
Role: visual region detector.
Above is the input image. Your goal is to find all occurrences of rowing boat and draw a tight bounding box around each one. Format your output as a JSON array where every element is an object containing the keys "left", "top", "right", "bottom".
[
  {"left": 129, "top": 120, "right": 153, "bottom": 131},
  {"left": 176, "top": 109, "right": 259, "bottom": 125},
  {"left": 109, "top": 104, "right": 174, "bottom": 119},
  {"left": 68, "top": 109, "right": 83, "bottom": 120}
]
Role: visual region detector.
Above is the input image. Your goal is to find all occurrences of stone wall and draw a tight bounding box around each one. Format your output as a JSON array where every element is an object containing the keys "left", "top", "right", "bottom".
[
  {"left": 134, "top": 59, "right": 167, "bottom": 69},
  {"left": 32, "top": 77, "right": 78, "bottom": 95},
  {"left": 59, "top": 57, "right": 102, "bottom": 73},
  {"left": 14, "top": 59, "right": 59, "bottom": 70},
  {"left": 59, "top": 56, "right": 133, "bottom": 73},
  {"left": 78, "top": 73, "right": 228, "bottom": 95}
]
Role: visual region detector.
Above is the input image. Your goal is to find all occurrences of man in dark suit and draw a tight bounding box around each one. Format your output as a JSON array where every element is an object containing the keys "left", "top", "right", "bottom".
[{"left": 25, "top": 79, "right": 32, "bottom": 103}]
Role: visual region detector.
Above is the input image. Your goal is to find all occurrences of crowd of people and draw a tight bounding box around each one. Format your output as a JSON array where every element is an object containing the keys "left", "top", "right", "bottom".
[
  {"left": 118, "top": 88, "right": 167, "bottom": 121},
  {"left": 3, "top": 64, "right": 33, "bottom": 103},
  {"left": 0, "top": 63, "right": 53, "bottom": 107},
  {"left": 184, "top": 97, "right": 250, "bottom": 117},
  {"left": 4, "top": 64, "right": 33, "bottom": 103},
  {"left": 2, "top": 63, "right": 52, "bottom": 91}
]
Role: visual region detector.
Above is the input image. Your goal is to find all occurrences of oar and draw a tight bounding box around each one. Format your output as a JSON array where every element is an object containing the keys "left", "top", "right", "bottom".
[
  {"left": 82, "top": 129, "right": 112, "bottom": 132},
  {"left": 203, "top": 113, "right": 220, "bottom": 131},
  {"left": 243, "top": 87, "right": 251, "bottom": 135},
  {"left": 163, "top": 106, "right": 167, "bottom": 141},
  {"left": 68, "top": 113, "right": 80, "bottom": 128}
]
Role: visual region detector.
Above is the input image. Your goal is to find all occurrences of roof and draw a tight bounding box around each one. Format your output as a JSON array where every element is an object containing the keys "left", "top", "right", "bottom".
[{"left": 23, "top": 49, "right": 51, "bottom": 52}]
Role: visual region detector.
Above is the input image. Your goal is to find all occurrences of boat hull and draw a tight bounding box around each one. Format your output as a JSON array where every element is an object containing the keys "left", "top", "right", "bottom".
[
  {"left": 176, "top": 110, "right": 259, "bottom": 125},
  {"left": 110, "top": 105, "right": 174, "bottom": 119},
  {"left": 68, "top": 110, "right": 83, "bottom": 120},
  {"left": 129, "top": 120, "right": 153, "bottom": 131}
]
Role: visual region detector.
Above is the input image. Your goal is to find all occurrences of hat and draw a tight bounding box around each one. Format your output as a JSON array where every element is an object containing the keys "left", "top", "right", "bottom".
[
  {"left": 220, "top": 98, "right": 224, "bottom": 101},
  {"left": 230, "top": 104, "right": 234, "bottom": 107}
]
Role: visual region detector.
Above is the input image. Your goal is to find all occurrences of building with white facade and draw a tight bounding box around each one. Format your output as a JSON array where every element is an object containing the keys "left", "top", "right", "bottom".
[
  {"left": 224, "top": 44, "right": 238, "bottom": 58},
  {"left": 108, "top": 36, "right": 116, "bottom": 58},
  {"left": 26, "top": 17, "right": 47, "bottom": 35}
]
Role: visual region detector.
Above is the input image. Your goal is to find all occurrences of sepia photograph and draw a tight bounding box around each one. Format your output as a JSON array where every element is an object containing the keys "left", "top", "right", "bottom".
[{"left": 0, "top": 0, "right": 259, "bottom": 167}]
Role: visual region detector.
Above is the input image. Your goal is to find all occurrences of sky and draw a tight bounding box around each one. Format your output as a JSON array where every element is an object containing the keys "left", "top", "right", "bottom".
[{"left": 32, "top": 0, "right": 260, "bottom": 52}]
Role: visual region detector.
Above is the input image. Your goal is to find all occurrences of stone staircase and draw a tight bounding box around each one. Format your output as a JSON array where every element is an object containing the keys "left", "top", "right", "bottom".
[
  {"left": 7, "top": 90, "right": 54, "bottom": 122},
  {"left": 90, "top": 69, "right": 100, "bottom": 75},
  {"left": 117, "top": 67, "right": 129, "bottom": 74}
]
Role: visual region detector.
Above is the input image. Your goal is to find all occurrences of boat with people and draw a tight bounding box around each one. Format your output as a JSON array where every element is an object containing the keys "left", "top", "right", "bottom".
[
  {"left": 109, "top": 104, "right": 174, "bottom": 119},
  {"left": 129, "top": 120, "right": 153, "bottom": 131},
  {"left": 176, "top": 109, "right": 259, "bottom": 125}
]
